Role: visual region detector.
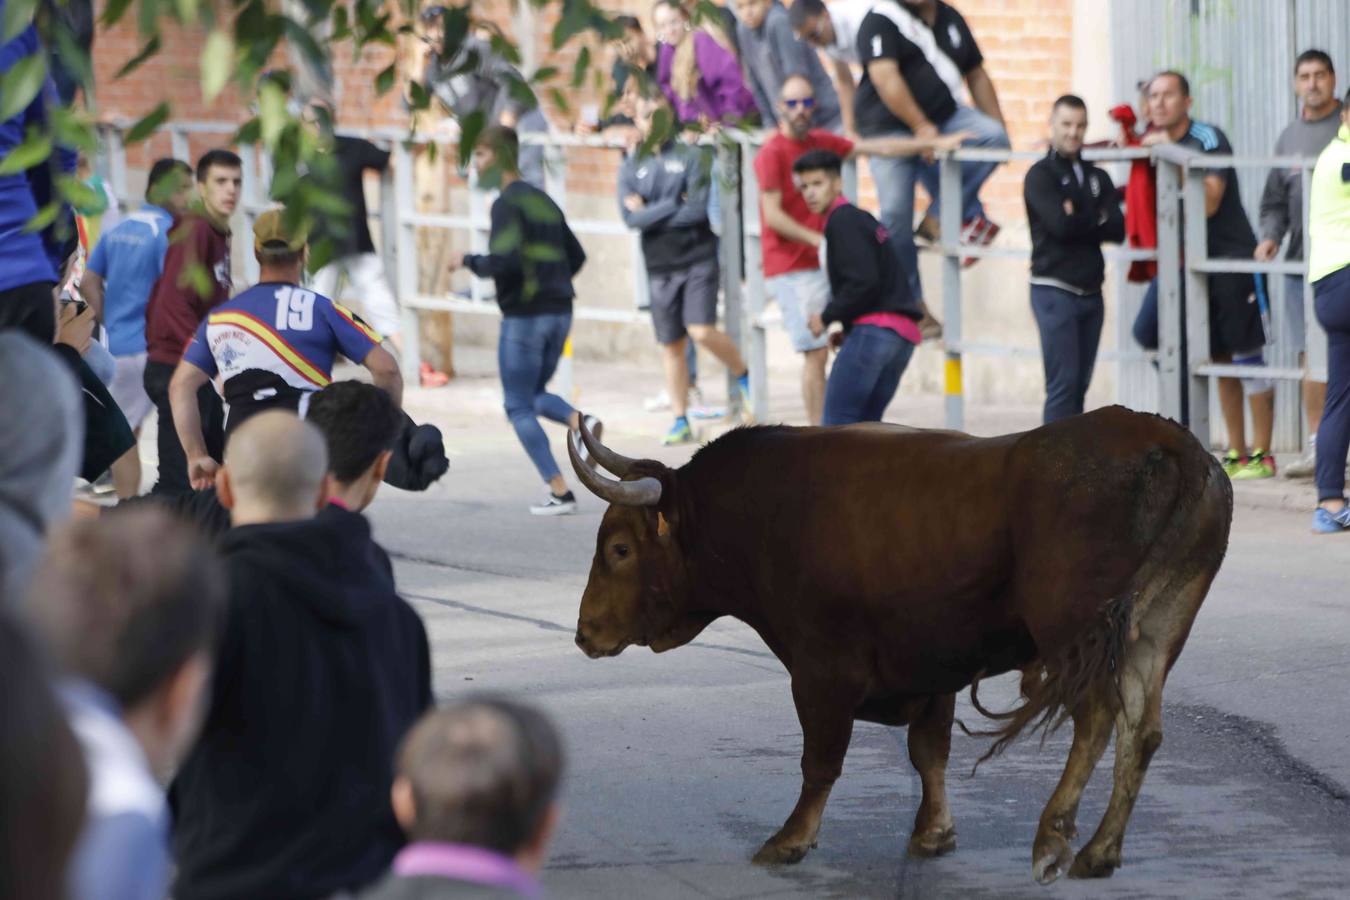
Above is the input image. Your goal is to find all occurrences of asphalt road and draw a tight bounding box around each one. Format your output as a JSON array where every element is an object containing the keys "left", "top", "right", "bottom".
[{"left": 366, "top": 392, "right": 1350, "bottom": 900}]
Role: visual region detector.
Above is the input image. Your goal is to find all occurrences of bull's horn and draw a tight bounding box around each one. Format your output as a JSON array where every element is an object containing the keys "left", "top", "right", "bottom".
[
  {"left": 568, "top": 430, "right": 663, "bottom": 506},
  {"left": 580, "top": 417, "right": 638, "bottom": 477}
]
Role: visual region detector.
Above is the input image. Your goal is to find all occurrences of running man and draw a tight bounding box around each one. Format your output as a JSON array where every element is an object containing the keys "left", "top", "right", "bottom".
[{"left": 169, "top": 207, "right": 402, "bottom": 490}]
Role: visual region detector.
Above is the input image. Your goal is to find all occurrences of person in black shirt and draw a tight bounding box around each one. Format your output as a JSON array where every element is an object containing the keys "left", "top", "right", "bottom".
[
  {"left": 1024, "top": 95, "right": 1124, "bottom": 423},
  {"left": 854, "top": 0, "right": 1009, "bottom": 333},
  {"left": 796, "top": 149, "right": 923, "bottom": 425},
  {"left": 1131, "top": 71, "right": 1277, "bottom": 478},
  {"left": 448, "top": 126, "right": 601, "bottom": 516},
  {"left": 169, "top": 411, "right": 433, "bottom": 900},
  {"left": 306, "top": 103, "right": 449, "bottom": 388}
]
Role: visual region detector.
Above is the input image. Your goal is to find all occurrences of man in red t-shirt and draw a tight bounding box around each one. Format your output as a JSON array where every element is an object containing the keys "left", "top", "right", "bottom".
[
  {"left": 754, "top": 75, "right": 962, "bottom": 423},
  {"left": 142, "top": 149, "right": 241, "bottom": 496}
]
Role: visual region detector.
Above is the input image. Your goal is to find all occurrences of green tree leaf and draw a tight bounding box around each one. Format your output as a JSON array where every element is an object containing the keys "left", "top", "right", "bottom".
[
  {"left": 571, "top": 46, "right": 591, "bottom": 89},
  {"left": 258, "top": 80, "right": 288, "bottom": 147},
  {"left": 0, "top": 125, "right": 51, "bottom": 176},
  {"left": 375, "top": 63, "right": 396, "bottom": 95},
  {"left": 114, "top": 35, "right": 162, "bottom": 79},
  {"left": 24, "top": 201, "right": 60, "bottom": 234},
  {"left": 0, "top": 50, "right": 46, "bottom": 121},
  {"left": 456, "top": 109, "right": 486, "bottom": 169},
  {"left": 3, "top": 0, "right": 36, "bottom": 43},
  {"left": 549, "top": 87, "right": 571, "bottom": 117},
  {"left": 200, "top": 30, "right": 235, "bottom": 102},
  {"left": 50, "top": 107, "right": 98, "bottom": 155},
  {"left": 531, "top": 66, "right": 559, "bottom": 84},
  {"left": 56, "top": 174, "right": 101, "bottom": 211},
  {"left": 124, "top": 102, "right": 171, "bottom": 144},
  {"left": 99, "top": 0, "right": 137, "bottom": 29}
]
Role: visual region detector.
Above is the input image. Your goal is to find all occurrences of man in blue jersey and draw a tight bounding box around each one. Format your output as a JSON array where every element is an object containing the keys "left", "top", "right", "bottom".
[
  {"left": 80, "top": 158, "right": 194, "bottom": 495},
  {"left": 170, "top": 207, "right": 403, "bottom": 490}
]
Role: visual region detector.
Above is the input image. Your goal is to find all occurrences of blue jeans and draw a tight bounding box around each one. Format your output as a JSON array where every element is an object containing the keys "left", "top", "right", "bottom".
[
  {"left": 499, "top": 312, "right": 576, "bottom": 483},
  {"left": 867, "top": 105, "right": 1009, "bottom": 303},
  {"left": 1314, "top": 265, "right": 1350, "bottom": 503},
  {"left": 1031, "top": 285, "right": 1104, "bottom": 423},
  {"left": 822, "top": 325, "right": 916, "bottom": 425}
]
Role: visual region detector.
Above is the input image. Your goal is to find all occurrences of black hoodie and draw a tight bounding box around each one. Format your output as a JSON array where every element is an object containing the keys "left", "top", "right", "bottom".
[{"left": 170, "top": 505, "right": 432, "bottom": 900}]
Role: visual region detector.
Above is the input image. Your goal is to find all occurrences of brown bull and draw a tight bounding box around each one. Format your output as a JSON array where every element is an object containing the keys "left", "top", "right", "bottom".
[{"left": 568, "top": 407, "right": 1232, "bottom": 882}]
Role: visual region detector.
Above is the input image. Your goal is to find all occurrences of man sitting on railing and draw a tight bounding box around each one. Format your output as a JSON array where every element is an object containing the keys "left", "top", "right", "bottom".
[{"left": 1132, "top": 70, "right": 1278, "bottom": 480}]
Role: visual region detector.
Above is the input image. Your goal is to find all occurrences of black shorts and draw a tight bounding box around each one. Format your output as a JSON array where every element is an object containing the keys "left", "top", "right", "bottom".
[
  {"left": 1207, "top": 272, "right": 1266, "bottom": 358},
  {"left": 0, "top": 281, "right": 56, "bottom": 343},
  {"left": 648, "top": 257, "right": 719, "bottom": 345}
]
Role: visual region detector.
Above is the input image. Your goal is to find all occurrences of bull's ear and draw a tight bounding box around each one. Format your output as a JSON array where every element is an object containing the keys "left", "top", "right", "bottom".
[{"left": 657, "top": 512, "right": 671, "bottom": 537}]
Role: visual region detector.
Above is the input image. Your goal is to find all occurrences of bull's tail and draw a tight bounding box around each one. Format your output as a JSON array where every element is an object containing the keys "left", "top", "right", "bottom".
[{"left": 959, "top": 437, "right": 1229, "bottom": 772}]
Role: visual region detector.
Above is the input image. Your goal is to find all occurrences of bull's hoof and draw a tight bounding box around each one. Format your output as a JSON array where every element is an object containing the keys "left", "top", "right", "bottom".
[
  {"left": 908, "top": 827, "right": 957, "bottom": 858},
  {"left": 1067, "top": 846, "right": 1120, "bottom": 879},
  {"left": 1031, "top": 834, "right": 1075, "bottom": 885},
  {"left": 752, "top": 840, "right": 813, "bottom": 865}
]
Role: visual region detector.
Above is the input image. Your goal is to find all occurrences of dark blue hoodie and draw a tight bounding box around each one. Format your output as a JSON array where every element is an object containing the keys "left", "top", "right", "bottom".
[{"left": 170, "top": 504, "right": 432, "bottom": 900}]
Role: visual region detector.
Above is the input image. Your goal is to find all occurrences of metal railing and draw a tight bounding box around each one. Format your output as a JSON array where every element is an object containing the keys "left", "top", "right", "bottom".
[
  {"left": 1150, "top": 143, "right": 1324, "bottom": 453},
  {"left": 92, "top": 121, "right": 1326, "bottom": 451}
]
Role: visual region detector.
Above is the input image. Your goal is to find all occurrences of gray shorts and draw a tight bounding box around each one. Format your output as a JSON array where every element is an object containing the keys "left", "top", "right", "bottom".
[
  {"left": 648, "top": 257, "right": 719, "bottom": 345},
  {"left": 110, "top": 352, "right": 153, "bottom": 430},
  {"left": 767, "top": 269, "right": 830, "bottom": 352},
  {"left": 1284, "top": 274, "right": 1307, "bottom": 352}
]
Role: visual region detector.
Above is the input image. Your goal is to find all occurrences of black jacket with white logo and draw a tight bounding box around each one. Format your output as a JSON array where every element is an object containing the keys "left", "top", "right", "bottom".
[{"left": 1024, "top": 150, "right": 1125, "bottom": 295}]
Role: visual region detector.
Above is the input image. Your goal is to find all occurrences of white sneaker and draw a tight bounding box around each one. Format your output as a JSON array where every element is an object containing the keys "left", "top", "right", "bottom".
[
  {"left": 643, "top": 390, "right": 672, "bottom": 412},
  {"left": 1283, "top": 451, "right": 1316, "bottom": 479},
  {"left": 530, "top": 492, "right": 577, "bottom": 516}
]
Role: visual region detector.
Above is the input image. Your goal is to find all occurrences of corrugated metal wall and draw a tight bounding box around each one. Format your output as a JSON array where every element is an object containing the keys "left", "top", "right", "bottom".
[{"left": 1109, "top": 0, "right": 1349, "bottom": 451}]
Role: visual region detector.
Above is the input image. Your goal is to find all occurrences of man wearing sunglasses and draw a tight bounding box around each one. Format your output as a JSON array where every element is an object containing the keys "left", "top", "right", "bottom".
[{"left": 754, "top": 75, "right": 963, "bottom": 423}]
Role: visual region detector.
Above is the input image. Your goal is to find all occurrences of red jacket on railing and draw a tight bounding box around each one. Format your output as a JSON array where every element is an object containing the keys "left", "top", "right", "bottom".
[{"left": 1109, "top": 104, "right": 1158, "bottom": 283}]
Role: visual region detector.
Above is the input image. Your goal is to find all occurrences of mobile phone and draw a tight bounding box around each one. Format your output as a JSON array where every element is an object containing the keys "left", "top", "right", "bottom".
[{"left": 60, "top": 295, "right": 89, "bottom": 317}]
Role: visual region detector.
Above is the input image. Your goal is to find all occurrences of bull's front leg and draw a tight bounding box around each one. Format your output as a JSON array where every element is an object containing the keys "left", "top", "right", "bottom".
[
  {"left": 752, "top": 674, "right": 860, "bottom": 865},
  {"left": 907, "top": 692, "right": 957, "bottom": 857}
]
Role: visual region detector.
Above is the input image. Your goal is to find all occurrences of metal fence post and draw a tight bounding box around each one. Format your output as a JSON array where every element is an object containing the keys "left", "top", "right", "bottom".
[
  {"left": 938, "top": 152, "right": 963, "bottom": 431},
  {"left": 237, "top": 143, "right": 262, "bottom": 284},
  {"left": 1302, "top": 165, "right": 1328, "bottom": 387},
  {"left": 392, "top": 140, "right": 422, "bottom": 379},
  {"left": 740, "top": 138, "right": 769, "bottom": 423},
  {"left": 1182, "top": 162, "right": 1212, "bottom": 448},
  {"left": 719, "top": 140, "right": 745, "bottom": 415},
  {"left": 546, "top": 145, "right": 574, "bottom": 402},
  {"left": 1154, "top": 158, "right": 1185, "bottom": 424}
]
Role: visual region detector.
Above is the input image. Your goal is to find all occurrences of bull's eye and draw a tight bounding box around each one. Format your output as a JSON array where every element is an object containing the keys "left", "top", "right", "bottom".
[{"left": 612, "top": 543, "right": 630, "bottom": 559}]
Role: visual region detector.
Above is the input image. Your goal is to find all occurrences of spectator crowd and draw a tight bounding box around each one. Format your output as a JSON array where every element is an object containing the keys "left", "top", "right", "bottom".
[{"left": 3, "top": 1, "right": 1350, "bottom": 898}]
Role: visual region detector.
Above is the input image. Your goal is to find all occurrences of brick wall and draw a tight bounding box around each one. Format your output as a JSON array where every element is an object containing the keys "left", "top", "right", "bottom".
[{"left": 94, "top": 0, "right": 1074, "bottom": 220}]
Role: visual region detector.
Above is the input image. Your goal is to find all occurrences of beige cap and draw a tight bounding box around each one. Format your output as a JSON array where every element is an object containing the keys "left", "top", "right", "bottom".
[{"left": 252, "top": 208, "right": 308, "bottom": 252}]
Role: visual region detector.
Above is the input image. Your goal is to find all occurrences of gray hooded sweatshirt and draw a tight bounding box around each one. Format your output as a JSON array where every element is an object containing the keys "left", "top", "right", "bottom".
[
  {"left": 1258, "top": 102, "right": 1343, "bottom": 261},
  {"left": 0, "top": 331, "right": 82, "bottom": 606}
]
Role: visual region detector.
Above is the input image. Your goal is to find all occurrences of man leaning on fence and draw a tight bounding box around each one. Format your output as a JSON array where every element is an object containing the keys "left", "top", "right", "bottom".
[
  {"left": 1024, "top": 95, "right": 1124, "bottom": 424},
  {"left": 1255, "top": 49, "right": 1343, "bottom": 479},
  {"left": 1133, "top": 71, "right": 1278, "bottom": 480}
]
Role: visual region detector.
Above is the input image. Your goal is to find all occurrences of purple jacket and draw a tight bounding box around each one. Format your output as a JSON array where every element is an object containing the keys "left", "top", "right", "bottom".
[{"left": 657, "top": 32, "right": 757, "bottom": 124}]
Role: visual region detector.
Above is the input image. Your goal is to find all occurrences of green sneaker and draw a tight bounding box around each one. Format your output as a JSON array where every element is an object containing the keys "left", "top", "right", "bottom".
[
  {"left": 662, "top": 419, "right": 695, "bottom": 446},
  {"left": 1231, "top": 449, "right": 1276, "bottom": 480},
  {"left": 1220, "top": 449, "right": 1244, "bottom": 478}
]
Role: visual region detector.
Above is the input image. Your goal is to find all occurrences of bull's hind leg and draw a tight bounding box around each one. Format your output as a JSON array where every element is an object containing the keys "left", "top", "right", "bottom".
[
  {"left": 1031, "top": 679, "right": 1116, "bottom": 884},
  {"left": 753, "top": 676, "right": 859, "bottom": 865},
  {"left": 907, "top": 693, "right": 958, "bottom": 857},
  {"left": 1069, "top": 570, "right": 1211, "bottom": 878}
]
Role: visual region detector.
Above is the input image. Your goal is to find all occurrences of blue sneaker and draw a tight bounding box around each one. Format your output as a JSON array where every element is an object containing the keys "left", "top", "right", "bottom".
[
  {"left": 736, "top": 373, "right": 753, "bottom": 422},
  {"left": 1311, "top": 506, "right": 1350, "bottom": 534}
]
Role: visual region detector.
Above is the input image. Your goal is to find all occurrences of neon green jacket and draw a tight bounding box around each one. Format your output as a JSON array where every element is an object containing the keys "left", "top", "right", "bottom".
[{"left": 1308, "top": 122, "right": 1350, "bottom": 283}]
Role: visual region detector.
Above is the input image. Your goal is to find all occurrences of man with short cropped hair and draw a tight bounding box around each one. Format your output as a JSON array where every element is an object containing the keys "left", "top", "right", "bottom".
[
  {"left": 796, "top": 149, "right": 923, "bottom": 424},
  {"left": 361, "top": 699, "right": 564, "bottom": 899},
  {"left": 1255, "top": 49, "right": 1342, "bottom": 478},
  {"left": 143, "top": 148, "right": 242, "bottom": 496},
  {"left": 170, "top": 411, "right": 432, "bottom": 899},
  {"left": 1024, "top": 95, "right": 1125, "bottom": 423},
  {"left": 25, "top": 509, "right": 226, "bottom": 900},
  {"left": 170, "top": 206, "right": 403, "bottom": 491},
  {"left": 1133, "top": 71, "right": 1277, "bottom": 479}
]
